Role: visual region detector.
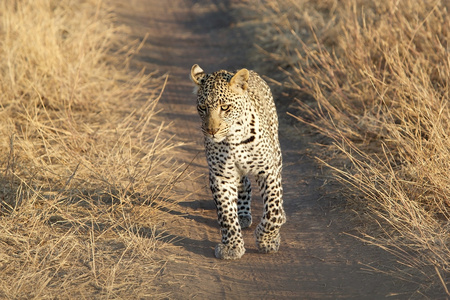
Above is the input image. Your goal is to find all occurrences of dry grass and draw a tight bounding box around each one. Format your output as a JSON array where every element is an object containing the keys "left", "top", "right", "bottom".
[
  {"left": 0, "top": 0, "right": 180, "bottom": 298},
  {"left": 238, "top": 0, "right": 449, "bottom": 296}
]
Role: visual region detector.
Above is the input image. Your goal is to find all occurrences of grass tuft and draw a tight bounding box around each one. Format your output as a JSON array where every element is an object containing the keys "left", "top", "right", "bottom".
[{"left": 0, "top": 0, "right": 179, "bottom": 298}]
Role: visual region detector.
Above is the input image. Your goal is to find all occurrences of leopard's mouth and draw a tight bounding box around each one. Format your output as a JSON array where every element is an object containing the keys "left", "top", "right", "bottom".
[{"left": 206, "top": 134, "right": 227, "bottom": 143}]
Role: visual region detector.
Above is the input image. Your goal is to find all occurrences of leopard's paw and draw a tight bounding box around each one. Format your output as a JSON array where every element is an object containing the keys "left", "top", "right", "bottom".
[
  {"left": 215, "top": 243, "right": 245, "bottom": 260},
  {"left": 238, "top": 215, "right": 252, "bottom": 229}
]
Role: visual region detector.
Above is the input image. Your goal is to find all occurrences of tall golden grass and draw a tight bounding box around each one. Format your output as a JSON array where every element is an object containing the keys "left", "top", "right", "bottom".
[
  {"left": 0, "top": 0, "right": 178, "bottom": 298},
  {"left": 240, "top": 0, "right": 449, "bottom": 296}
]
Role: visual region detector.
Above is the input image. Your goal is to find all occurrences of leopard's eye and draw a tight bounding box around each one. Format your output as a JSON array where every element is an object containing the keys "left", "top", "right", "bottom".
[
  {"left": 198, "top": 104, "right": 207, "bottom": 112},
  {"left": 221, "top": 105, "right": 231, "bottom": 112}
]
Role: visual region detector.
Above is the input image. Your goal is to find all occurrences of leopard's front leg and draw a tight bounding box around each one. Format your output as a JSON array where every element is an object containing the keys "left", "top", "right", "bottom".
[
  {"left": 209, "top": 173, "right": 245, "bottom": 259},
  {"left": 255, "top": 170, "right": 286, "bottom": 253}
]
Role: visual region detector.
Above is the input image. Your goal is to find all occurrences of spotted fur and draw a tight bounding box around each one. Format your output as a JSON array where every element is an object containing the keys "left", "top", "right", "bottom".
[{"left": 190, "top": 64, "right": 286, "bottom": 259}]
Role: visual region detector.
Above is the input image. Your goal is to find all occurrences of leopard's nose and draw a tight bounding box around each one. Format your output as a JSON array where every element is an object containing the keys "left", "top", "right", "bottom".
[{"left": 207, "top": 128, "right": 219, "bottom": 135}]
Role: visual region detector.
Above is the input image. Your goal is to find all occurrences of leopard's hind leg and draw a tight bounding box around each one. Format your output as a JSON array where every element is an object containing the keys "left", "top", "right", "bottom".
[{"left": 237, "top": 175, "right": 252, "bottom": 229}]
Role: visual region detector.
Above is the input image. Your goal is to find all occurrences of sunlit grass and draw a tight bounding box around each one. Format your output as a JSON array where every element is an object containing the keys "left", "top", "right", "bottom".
[
  {"left": 240, "top": 0, "right": 449, "bottom": 296},
  {"left": 0, "top": 0, "right": 179, "bottom": 298}
]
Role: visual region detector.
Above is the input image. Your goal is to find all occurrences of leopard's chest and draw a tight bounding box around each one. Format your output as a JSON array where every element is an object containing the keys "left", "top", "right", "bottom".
[
  {"left": 232, "top": 144, "right": 264, "bottom": 174},
  {"left": 228, "top": 131, "right": 274, "bottom": 175}
]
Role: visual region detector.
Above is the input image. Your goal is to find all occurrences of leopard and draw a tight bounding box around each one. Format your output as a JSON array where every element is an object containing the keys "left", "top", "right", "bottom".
[{"left": 190, "top": 64, "right": 286, "bottom": 260}]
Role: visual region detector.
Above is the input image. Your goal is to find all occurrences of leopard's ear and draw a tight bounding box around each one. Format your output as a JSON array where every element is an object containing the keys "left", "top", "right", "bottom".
[
  {"left": 229, "top": 68, "right": 249, "bottom": 93},
  {"left": 190, "top": 64, "right": 205, "bottom": 85}
]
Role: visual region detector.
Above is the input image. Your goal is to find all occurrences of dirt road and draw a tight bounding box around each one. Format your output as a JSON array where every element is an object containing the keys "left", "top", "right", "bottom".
[{"left": 112, "top": 0, "right": 418, "bottom": 298}]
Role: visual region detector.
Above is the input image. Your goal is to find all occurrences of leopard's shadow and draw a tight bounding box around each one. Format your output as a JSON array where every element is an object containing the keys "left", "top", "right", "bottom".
[
  {"left": 178, "top": 199, "right": 218, "bottom": 228},
  {"left": 158, "top": 194, "right": 264, "bottom": 258}
]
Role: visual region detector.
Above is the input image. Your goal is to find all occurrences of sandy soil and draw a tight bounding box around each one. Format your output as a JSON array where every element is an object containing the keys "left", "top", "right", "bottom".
[{"left": 111, "top": 0, "right": 419, "bottom": 298}]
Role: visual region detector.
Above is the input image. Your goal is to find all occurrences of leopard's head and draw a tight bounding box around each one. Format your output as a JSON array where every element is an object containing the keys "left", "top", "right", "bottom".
[{"left": 190, "top": 64, "right": 249, "bottom": 143}]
